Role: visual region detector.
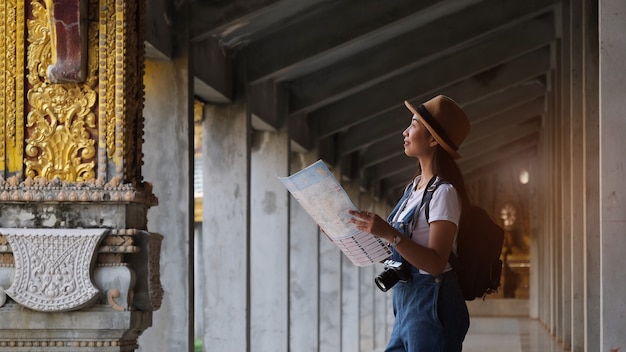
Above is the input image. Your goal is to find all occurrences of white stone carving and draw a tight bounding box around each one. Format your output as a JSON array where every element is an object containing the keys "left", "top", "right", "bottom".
[
  {"left": 94, "top": 266, "right": 136, "bottom": 310},
  {"left": 0, "top": 267, "right": 12, "bottom": 308},
  {"left": 1, "top": 228, "right": 107, "bottom": 312}
]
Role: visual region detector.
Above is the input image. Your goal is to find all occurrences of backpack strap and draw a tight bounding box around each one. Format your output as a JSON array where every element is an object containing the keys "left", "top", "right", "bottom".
[{"left": 419, "top": 176, "right": 441, "bottom": 222}]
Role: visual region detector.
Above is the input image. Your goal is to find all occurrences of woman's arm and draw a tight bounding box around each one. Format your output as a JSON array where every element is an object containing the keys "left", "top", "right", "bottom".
[{"left": 349, "top": 211, "right": 456, "bottom": 276}]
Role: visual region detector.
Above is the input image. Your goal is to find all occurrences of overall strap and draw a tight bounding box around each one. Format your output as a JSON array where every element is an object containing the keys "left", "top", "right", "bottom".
[{"left": 386, "top": 182, "right": 415, "bottom": 223}]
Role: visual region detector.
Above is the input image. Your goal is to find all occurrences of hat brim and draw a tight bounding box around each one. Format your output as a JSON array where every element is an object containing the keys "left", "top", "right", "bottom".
[{"left": 404, "top": 101, "right": 461, "bottom": 159}]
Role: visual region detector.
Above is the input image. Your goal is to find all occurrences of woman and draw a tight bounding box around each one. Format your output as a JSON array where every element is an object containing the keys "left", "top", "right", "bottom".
[{"left": 349, "top": 95, "right": 471, "bottom": 351}]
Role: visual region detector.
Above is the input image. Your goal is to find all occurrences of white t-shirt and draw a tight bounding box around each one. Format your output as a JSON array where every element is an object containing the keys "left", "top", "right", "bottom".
[{"left": 392, "top": 176, "right": 461, "bottom": 274}]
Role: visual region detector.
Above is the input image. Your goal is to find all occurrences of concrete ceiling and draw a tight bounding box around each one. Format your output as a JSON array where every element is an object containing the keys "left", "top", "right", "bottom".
[{"left": 180, "top": 0, "right": 560, "bottom": 203}]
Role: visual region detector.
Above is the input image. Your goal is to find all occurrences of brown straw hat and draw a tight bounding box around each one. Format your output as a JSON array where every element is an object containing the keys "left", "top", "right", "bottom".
[{"left": 404, "top": 95, "right": 470, "bottom": 159}]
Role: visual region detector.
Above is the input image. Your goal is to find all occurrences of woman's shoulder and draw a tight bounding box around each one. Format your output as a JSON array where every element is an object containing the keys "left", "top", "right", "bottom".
[{"left": 433, "top": 178, "right": 458, "bottom": 196}]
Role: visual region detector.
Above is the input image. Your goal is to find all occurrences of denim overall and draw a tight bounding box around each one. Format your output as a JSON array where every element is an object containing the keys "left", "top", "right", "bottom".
[{"left": 384, "top": 182, "right": 469, "bottom": 352}]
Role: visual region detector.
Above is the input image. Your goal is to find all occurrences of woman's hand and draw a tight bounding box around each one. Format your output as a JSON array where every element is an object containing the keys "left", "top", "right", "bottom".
[
  {"left": 348, "top": 210, "right": 395, "bottom": 242},
  {"left": 349, "top": 210, "right": 456, "bottom": 275}
]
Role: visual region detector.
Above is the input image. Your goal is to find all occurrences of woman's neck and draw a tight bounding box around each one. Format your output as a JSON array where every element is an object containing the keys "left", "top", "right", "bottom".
[
  {"left": 417, "top": 159, "right": 435, "bottom": 189},
  {"left": 417, "top": 173, "right": 434, "bottom": 189}
]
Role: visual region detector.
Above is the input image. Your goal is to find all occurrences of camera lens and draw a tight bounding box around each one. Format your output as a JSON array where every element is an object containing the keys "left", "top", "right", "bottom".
[{"left": 375, "top": 268, "right": 401, "bottom": 292}]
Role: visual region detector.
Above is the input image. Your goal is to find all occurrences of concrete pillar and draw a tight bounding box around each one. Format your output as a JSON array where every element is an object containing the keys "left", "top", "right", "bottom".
[
  {"left": 357, "top": 191, "right": 378, "bottom": 352},
  {"left": 528, "top": 155, "right": 540, "bottom": 319},
  {"left": 141, "top": 58, "right": 191, "bottom": 351},
  {"left": 599, "top": 0, "right": 626, "bottom": 350},
  {"left": 551, "top": 42, "right": 565, "bottom": 339},
  {"left": 559, "top": 2, "right": 574, "bottom": 342},
  {"left": 319, "top": 232, "right": 342, "bottom": 350},
  {"left": 359, "top": 191, "right": 393, "bottom": 351},
  {"left": 319, "top": 164, "right": 343, "bottom": 350},
  {"left": 194, "top": 223, "right": 204, "bottom": 339},
  {"left": 372, "top": 199, "right": 394, "bottom": 349},
  {"left": 342, "top": 182, "right": 361, "bottom": 351},
  {"left": 568, "top": 0, "right": 585, "bottom": 350},
  {"left": 582, "top": 1, "right": 600, "bottom": 350},
  {"left": 543, "top": 82, "right": 552, "bottom": 328},
  {"left": 542, "top": 98, "right": 554, "bottom": 326},
  {"left": 289, "top": 152, "right": 321, "bottom": 351},
  {"left": 250, "top": 129, "right": 290, "bottom": 352},
  {"left": 201, "top": 102, "right": 249, "bottom": 351}
]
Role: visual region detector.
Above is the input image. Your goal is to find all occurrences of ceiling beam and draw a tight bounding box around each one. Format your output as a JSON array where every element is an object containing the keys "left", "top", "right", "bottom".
[
  {"left": 461, "top": 81, "right": 546, "bottom": 123},
  {"left": 288, "top": 113, "right": 312, "bottom": 152},
  {"left": 187, "top": 0, "right": 564, "bottom": 201},
  {"left": 312, "top": 13, "right": 556, "bottom": 137},
  {"left": 145, "top": 0, "right": 175, "bottom": 59},
  {"left": 365, "top": 154, "right": 416, "bottom": 185},
  {"left": 381, "top": 134, "right": 539, "bottom": 200},
  {"left": 190, "top": 0, "right": 282, "bottom": 40},
  {"left": 463, "top": 97, "right": 545, "bottom": 148},
  {"left": 459, "top": 117, "right": 541, "bottom": 158},
  {"left": 459, "top": 134, "right": 539, "bottom": 175},
  {"left": 462, "top": 148, "right": 537, "bottom": 183},
  {"left": 241, "top": 0, "right": 455, "bottom": 83},
  {"left": 376, "top": 117, "right": 541, "bottom": 193},
  {"left": 356, "top": 93, "right": 544, "bottom": 175},
  {"left": 249, "top": 81, "right": 288, "bottom": 130},
  {"left": 288, "top": 0, "right": 560, "bottom": 115},
  {"left": 193, "top": 37, "right": 234, "bottom": 103},
  {"left": 340, "top": 48, "right": 551, "bottom": 159}
]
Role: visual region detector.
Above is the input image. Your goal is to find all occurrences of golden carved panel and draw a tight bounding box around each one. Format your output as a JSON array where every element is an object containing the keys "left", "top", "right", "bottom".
[
  {"left": 24, "top": 0, "right": 97, "bottom": 182},
  {"left": 2, "top": 0, "right": 26, "bottom": 175},
  {"left": 1, "top": 0, "right": 146, "bottom": 187},
  {"left": 0, "top": 1, "right": 5, "bottom": 171},
  {"left": 103, "top": 0, "right": 145, "bottom": 183}
]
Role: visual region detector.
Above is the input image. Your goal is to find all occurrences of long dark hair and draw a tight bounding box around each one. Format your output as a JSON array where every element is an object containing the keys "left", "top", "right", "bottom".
[
  {"left": 431, "top": 145, "right": 471, "bottom": 218},
  {"left": 433, "top": 145, "right": 470, "bottom": 200}
]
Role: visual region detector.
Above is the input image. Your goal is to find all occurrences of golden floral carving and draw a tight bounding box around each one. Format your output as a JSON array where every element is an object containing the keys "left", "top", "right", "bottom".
[
  {"left": 2, "top": 0, "right": 26, "bottom": 175},
  {"left": 1, "top": 2, "right": 6, "bottom": 170},
  {"left": 24, "top": 0, "right": 98, "bottom": 182},
  {"left": 99, "top": 0, "right": 114, "bottom": 179},
  {"left": 2, "top": 0, "right": 147, "bottom": 187},
  {"left": 25, "top": 84, "right": 97, "bottom": 181}
]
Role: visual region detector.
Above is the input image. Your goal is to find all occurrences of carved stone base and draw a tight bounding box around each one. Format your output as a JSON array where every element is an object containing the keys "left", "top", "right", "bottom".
[
  {"left": 0, "top": 227, "right": 162, "bottom": 351},
  {"left": 0, "top": 194, "right": 161, "bottom": 351},
  {"left": 3, "top": 228, "right": 106, "bottom": 312},
  {"left": 0, "top": 228, "right": 163, "bottom": 313},
  {"left": 0, "top": 305, "right": 151, "bottom": 351}
]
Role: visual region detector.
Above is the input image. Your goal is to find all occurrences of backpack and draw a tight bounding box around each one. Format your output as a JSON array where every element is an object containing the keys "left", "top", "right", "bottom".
[{"left": 421, "top": 179, "right": 504, "bottom": 300}]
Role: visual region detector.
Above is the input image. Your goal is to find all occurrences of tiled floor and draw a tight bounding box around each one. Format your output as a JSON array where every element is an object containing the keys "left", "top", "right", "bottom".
[{"left": 464, "top": 317, "right": 566, "bottom": 352}]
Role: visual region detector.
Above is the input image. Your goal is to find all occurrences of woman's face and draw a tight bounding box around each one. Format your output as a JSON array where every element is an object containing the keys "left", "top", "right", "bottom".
[{"left": 403, "top": 115, "right": 436, "bottom": 157}]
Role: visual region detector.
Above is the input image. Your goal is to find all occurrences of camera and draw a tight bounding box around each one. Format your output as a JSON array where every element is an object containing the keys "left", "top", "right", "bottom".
[{"left": 375, "top": 259, "right": 412, "bottom": 292}]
